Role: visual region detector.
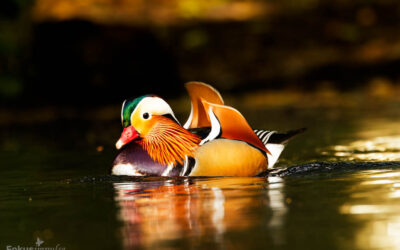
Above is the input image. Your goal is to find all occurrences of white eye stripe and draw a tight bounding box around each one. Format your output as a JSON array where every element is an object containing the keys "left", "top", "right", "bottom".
[{"left": 134, "top": 97, "right": 177, "bottom": 120}]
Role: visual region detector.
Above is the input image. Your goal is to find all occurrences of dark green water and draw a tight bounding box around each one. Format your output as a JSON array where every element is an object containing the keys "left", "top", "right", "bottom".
[{"left": 1, "top": 103, "right": 400, "bottom": 249}]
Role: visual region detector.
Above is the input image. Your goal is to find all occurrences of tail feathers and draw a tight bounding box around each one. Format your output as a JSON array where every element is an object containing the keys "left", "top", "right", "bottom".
[
  {"left": 254, "top": 130, "right": 277, "bottom": 145},
  {"left": 254, "top": 128, "right": 306, "bottom": 168},
  {"left": 255, "top": 128, "right": 306, "bottom": 145}
]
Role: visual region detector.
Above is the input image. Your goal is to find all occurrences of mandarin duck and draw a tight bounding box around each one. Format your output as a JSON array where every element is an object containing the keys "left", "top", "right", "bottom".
[{"left": 112, "top": 82, "right": 304, "bottom": 176}]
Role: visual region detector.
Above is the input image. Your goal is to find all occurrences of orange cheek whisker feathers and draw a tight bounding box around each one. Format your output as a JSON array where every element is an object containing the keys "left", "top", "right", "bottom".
[{"left": 138, "top": 117, "right": 201, "bottom": 166}]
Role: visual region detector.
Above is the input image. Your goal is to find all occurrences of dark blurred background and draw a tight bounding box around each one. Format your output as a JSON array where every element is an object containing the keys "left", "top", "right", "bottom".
[
  {"left": 1, "top": 0, "right": 400, "bottom": 110},
  {"left": 2, "top": 2, "right": 400, "bottom": 248}
]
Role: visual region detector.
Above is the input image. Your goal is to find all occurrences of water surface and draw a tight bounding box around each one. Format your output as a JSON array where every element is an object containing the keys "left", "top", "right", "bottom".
[{"left": 1, "top": 102, "right": 400, "bottom": 249}]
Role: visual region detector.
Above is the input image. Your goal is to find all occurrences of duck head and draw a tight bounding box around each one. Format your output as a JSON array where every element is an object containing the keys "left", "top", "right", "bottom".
[
  {"left": 116, "top": 95, "right": 200, "bottom": 166},
  {"left": 116, "top": 95, "right": 179, "bottom": 149}
]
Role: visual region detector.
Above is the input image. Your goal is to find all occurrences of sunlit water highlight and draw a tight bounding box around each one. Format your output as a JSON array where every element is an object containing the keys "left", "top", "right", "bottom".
[
  {"left": 339, "top": 170, "right": 400, "bottom": 250},
  {"left": 330, "top": 136, "right": 400, "bottom": 161},
  {"left": 322, "top": 119, "right": 400, "bottom": 162}
]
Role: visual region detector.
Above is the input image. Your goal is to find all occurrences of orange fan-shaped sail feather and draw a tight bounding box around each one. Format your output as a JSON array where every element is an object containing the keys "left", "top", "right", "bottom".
[
  {"left": 202, "top": 100, "right": 269, "bottom": 154},
  {"left": 184, "top": 82, "right": 224, "bottom": 129}
]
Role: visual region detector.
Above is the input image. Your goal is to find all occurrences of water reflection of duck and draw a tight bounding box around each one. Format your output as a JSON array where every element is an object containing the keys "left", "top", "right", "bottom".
[
  {"left": 112, "top": 82, "right": 304, "bottom": 176},
  {"left": 113, "top": 177, "right": 284, "bottom": 248}
]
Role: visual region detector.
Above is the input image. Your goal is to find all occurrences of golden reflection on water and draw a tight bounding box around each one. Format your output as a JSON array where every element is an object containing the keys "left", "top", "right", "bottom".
[
  {"left": 328, "top": 118, "right": 400, "bottom": 248},
  {"left": 332, "top": 136, "right": 400, "bottom": 161},
  {"left": 339, "top": 170, "right": 400, "bottom": 250},
  {"left": 327, "top": 119, "right": 400, "bottom": 161},
  {"left": 113, "top": 177, "right": 286, "bottom": 248}
]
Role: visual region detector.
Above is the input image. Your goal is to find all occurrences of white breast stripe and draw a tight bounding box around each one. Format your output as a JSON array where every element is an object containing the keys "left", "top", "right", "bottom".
[
  {"left": 200, "top": 107, "right": 221, "bottom": 145},
  {"left": 162, "top": 163, "right": 174, "bottom": 176},
  {"left": 181, "top": 155, "right": 189, "bottom": 176},
  {"left": 183, "top": 103, "right": 193, "bottom": 129}
]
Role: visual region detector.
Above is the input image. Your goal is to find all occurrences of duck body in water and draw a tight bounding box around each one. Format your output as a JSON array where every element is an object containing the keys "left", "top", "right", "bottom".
[{"left": 112, "top": 82, "right": 305, "bottom": 176}]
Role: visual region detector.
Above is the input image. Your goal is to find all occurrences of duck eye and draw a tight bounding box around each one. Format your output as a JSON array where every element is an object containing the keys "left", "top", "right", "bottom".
[{"left": 142, "top": 112, "right": 150, "bottom": 120}]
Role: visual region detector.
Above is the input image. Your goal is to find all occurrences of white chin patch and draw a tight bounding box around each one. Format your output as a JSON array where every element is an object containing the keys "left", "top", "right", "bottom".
[{"left": 112, "top": 164, "right": 144, "bottom": 176}]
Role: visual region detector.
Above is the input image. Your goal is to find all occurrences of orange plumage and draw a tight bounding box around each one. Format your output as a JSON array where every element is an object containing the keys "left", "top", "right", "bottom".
[{"left": 138, "top": 116, "right": 201, "bottom": 166}]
